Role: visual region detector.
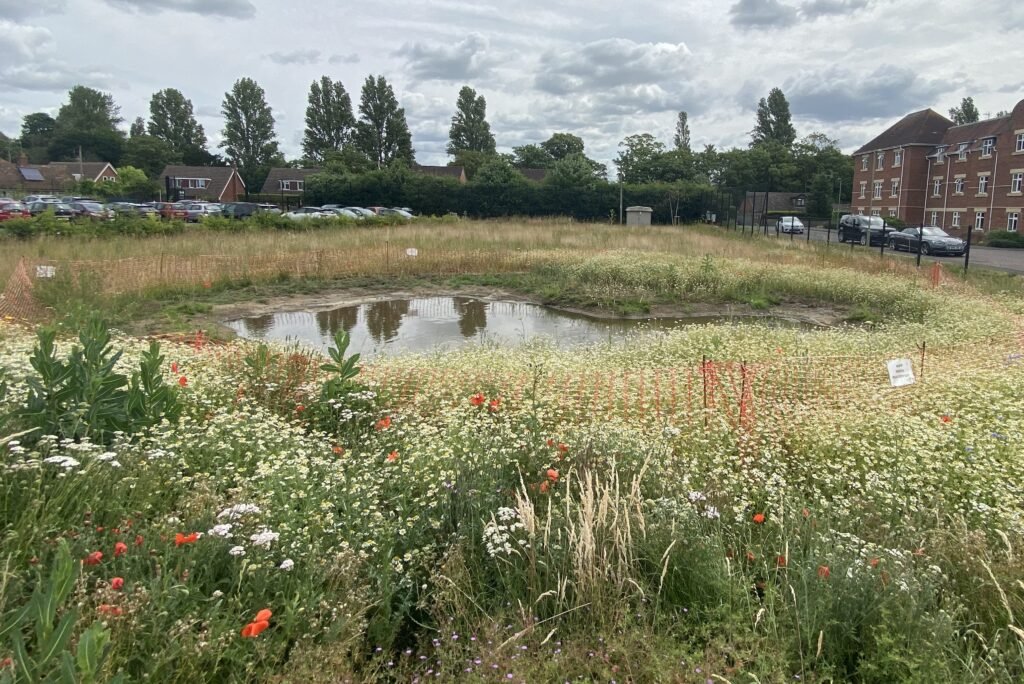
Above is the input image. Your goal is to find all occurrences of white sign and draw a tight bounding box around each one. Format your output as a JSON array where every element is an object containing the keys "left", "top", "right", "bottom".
[
  {"left": 35, "top": 265, "right": 56, "bottom": 279},
  {"left": 405, "top": 248, "right": 419, "bottom": 258},
  {"left": 887, "top": 358, "right": 916, "bottom": 387}
]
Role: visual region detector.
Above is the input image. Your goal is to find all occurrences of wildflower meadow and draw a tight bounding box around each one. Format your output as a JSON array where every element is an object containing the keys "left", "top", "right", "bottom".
[{"left": 2, "top": 223, "right": 1024, "bottom": 683}]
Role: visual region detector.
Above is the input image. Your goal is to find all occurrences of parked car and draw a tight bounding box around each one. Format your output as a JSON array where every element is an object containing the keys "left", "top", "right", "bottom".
[
  {"left": 345, "top": 207, "right": 376, "bottom": 219},
  {"left": 321, "top": 207, "right": 360, "bottom": 220},
  {"left": 0, "top": 201, "right": 30, "bottom": 221},
  {"left": 776, "top": 216, "right": 805, "bottom": 234},
  {"left": 69, "top": 201, "right": 113, "bottom": 220},
  {"left": 887, "top": 226, "right": 966, "bottom": 256},
  {"left": 365, "top": 206, "right": 386, "bottom": 215},
  {"left": 184, "top": 203, "right": 222, "bottom": 222},
  {"left": 152, "top": 201, "right": 189, "bottom": 220},
  {"left": 837, "top": 215, "right": 896, "bottom": 246},
  {"left": 282, "top": 206, "right": 334, "bottom": 220},
  {"left": 23, "top": 195, "right": 58, "bottom": 204},
  {"left": 134, "top": 203, "right": 160, "bottom": 218},
  {"left": 258, "top": 203, "right": 282, "bottom": 215},
  {"left": 28, "top": 202, "right": 74, "bottom": 219},
  {"left": 380, "top": 208, "right": 413, "bottom": 220}
]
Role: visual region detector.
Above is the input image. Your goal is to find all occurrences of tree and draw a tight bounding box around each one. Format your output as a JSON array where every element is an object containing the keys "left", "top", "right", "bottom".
[
  {"left": 322, "top": 147, "right": 375, "bottom": 175},
  {"left": 129, "top": 117, "right": 146, "bottom": 138},
  {"left": 614, "top": 133, "right": 666, "bottom": 183},
  {"left": 545, "top": 153, "right": 601, "bottom": 189},
  {"left": 354, "top": 75, "right": 414, "bottom": 168},
  {"left": 540, "top": 133, "right": 585, "bottom": 161},
  {"left": 673, "top": 111, "right": 691, "bottom": 152},
  {"left": 148, "top": 88, "right": 208, "bottom": 160},
  {"left": 807, "top": 172, "right": 833, "bottom": 218},
  {"left": 473, "top": 156, "right": 523, "bottom": 185},
  {"left": 752, "top": 87, "right": 796, "bottom": 148},
  {"left": 302, "top": 76, "right": 356, "bottom": 164},
  {"left": 447, "top": 86, "right": 496, "bottom": 156},
  {"left": 949, "top": 97, "right": 980, "bottom": 125},
  {"left": 19, "top": 113, "right": 56, "bottom": 163},
  {"left": 220, "top": 77, "right": 281, "bottom": 190},
  {"left": 449, "top": 150, "right": 498, "bottom": 180},
  {"left": 122, "top": 134, "right": 178, "bottom": 178},
  {"left": 512, "top": 144, "right": 554, "bottom": 168},
  {"left": 49, "top": 86, "right": 125, "bottom": 163}
]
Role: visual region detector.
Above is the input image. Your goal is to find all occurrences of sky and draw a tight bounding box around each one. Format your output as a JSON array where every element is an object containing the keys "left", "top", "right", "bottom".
[{"left": 1, "top": 0, "right": 1022, "bottom": 170}]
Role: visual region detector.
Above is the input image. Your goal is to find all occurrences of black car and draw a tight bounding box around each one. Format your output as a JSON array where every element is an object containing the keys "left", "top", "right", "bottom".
[
  {"left": 28, "top": 201, "right": 74, "bottom": 219},
  {"left": 887, "top": 227, "right": 966, "bottom": 256},
  {"left": 69, "top": 201, "right": 113, "bottom": 220},
  {"left": 837, "top": 215, "right": 897, "bottom": 246}
]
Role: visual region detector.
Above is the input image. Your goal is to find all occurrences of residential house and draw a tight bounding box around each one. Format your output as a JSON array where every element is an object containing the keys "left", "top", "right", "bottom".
[
  {"left": 851, "top": 97, "right": 1024, "bottom": 238},
  {"left": 158, "top": 165, "right": 246, "bottom": 202},
  {"left": 260, "top": 167, "right": 322, "bottom": 195},
  {"left": 46, "top": 161, "right": 119, "bottom": 184},
  {"left": 737, "top": 191, "right": 808, "bottom": 227},
  {"left": 411, "top": 164, "right": 467, "bottom": 183},
  {"left": 0, "top": 153, "right": 73, "bottom": 198}
]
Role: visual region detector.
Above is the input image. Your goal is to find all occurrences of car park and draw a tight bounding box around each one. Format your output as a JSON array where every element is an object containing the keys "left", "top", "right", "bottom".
[
  {"left": 0, "top": 201, "right": 30, "bottom": 221},
  {"left": 887, "top": 226, "right": 966, "bottom": 256},
  {"left": 28, "top": 202, "right": 74, "bottom": 219},
  {"left": 776, "top": 216, "right": 804, "bottom": 234}
]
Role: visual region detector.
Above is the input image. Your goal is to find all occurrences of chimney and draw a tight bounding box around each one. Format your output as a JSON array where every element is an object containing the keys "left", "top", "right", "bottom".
[{"left": 18, "top": 151, "right": 28, "bottom": 167}]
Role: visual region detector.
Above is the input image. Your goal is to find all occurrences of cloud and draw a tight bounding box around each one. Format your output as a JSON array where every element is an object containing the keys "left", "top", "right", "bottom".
[
  {"left": 264, "top": 49, "right": 321, "bottom": 66},
  {"left": 0, "top": 60, "right": 115, "bottom": 92},
  {"left": 729, "top": 0, "right": 798, "bottom": 28},
  {"left": 329, "top": 53, "right": 361, "bottom": 65},
  {"left": 395, "top": 33, "right": 499, "bottom": 81},
  {"left": 535, "top": 38, "right": 692, "bottom": 95},
  {"left": 799, "top": 0, "right": 869, "bottom": 18},
  {"left": 785, "top": 64, "right": 953, "bottom": 122},
  {"left": 101, "top": 0, "right": 256, "bottom": 19},
  {"left": 196, "top": 104, "right": 221, "bottom": 118},
  {"left": 0, "top": 0, "right": 66, "bottom": 20},
  {"left": 0, "top": 21, "right": 55, "bottom": 63}
]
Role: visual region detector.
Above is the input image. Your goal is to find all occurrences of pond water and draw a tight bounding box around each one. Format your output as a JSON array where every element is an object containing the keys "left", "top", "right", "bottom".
[{"left": 225, "top": 297, "right": 793, "bottom": 359}]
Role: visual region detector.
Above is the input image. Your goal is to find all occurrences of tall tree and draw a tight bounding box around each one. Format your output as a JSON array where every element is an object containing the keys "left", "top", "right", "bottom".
[
  {"left": 540, "top": 133, "right": 584, "bottom": 161},
  {"left": 49, "top": 86, "right": 125, "bottom": 162},
  {"left": 19, "top": 113, "right": 56, "bottom": 163},
  {"left": 752, "top": 87, "right": 796, "bottom": 148},
  {"left": 122, "top": 134, "right": 178, "bottom": 178},
  {"left": 447, "top": 85, "right": 496, "bottom": 156},
  {"left": 807, "top": 172, "right": 833, "bottom": 218},
  {"left": 129, "top": 117, "right": 146, "bottom": 138},
  {"left": 949, "top": 97, "right": 980, "bottom": 125},
  {"left": 614, "top": 133, "right": 666, "bottom": 183},
  {"left": 220, "top": 77, "right": 281, "bottom": 189},
  {"left": 546, "top": 153, "right": 602, "bottom": 189},
  {"left": 673, "top": 111, "right": 691, "bottom": 152},
  {"left": 148, "top": 88, "right": 208, "bottom": 159},
  {"left": 302, "top": 76, "right": 356, "bottom": 164},
  {"left": 354, "top": 75, "right": 414, "bottom": 168},
  {"left": 512, "top": 144, "right": 554, "bottom": 168}
]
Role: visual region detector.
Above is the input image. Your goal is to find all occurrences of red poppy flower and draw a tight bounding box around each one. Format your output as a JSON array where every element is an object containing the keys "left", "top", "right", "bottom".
[
  {"left": 134, "top": 535, "right": 144, "bottom": 546},
  {"left": 83, "top": 551, "right": 103, "bottom": 566},
  {"left": 539, "top": 481, "right": 550, "bottom": 494},
  {"left": 776, "top": 555, "right": 787, "bottom": 568},
  {"left": 546, "top": 468, "right": 559, "bottom": 482},
  {"left": 98, "top": 604, "right": 123, "bottom": 617},
  {"left": 171, "top": 362, "right": 178, "bottom": 374},
  {"left": 546, "top": 438, "right": 555, "bottom": 447},
  {"left": 469, "top": 393, "right": 486, "bottom": 406},
  {"left": 111, "top": 577, "right": 124, "bottom": 591},
  {"left": 868, "top": 557, "right": 880, "bottom": 568},
  {"left": 752, "top": 513, "right": 766, "bottom": 524},
  {"left": 375, "top": 416, "right": 392, "bottom": 431},
  {"left": 295, "top": 404, "right": 305, "bottom": 413},
  {"left": 255, "top": 608, "right": 272, "bottom": 622},
  {"left": 386, "top": 450, "right": 399, "bottom": 463},
  {"left": 178, "top": 376, "right": 187, "bottom": 387},
  {"left": 114, "top": 541, "right": 128, "bottom": 558},
  {"left": 175, "top": 532, "right": 200, "bottom": 547},
  {"left": 801, "top": 507, "right": 810, "bottom": 518},
  {"left": 745, "top": 551, "right": 756, "bottom": 563},
  {"left": 488, "top": 398, "right": 501, "bottom": 412},
  {"left": 95, "top": 526, "right": 104, "bottom": 533},
  {"left": 332, "top": 445, "right": 344, "bottom": 455},
  {"left": 557, "top": 443, "right": 569, "bottom": 454},
  {"left": 817, "top": 565, "right": 831, "bottom": 579},
  {"left": 241, "top": 620, "right": 270, "bottom": 638},
  {"left": 940, "top": 415, "right": 952, "bottom": 424}
]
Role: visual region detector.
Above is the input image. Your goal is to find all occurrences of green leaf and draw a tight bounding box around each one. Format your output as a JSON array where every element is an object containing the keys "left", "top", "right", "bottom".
[
  {"left": 75, "top": 623, "right": 104, "bottom": 680},
  {"left": 36, "top": 540, "right": 76, "bottom": 644},
  {"left": 38, "top": 610, "right": 78, "bottom": 668},
  {"left": 12, "top": 629, "right": 37, "bottom": 683}
]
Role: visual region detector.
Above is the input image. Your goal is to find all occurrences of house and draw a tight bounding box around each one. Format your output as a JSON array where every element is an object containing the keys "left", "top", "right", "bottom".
[
  {"left": 158, "top": 165, "right": 246, "bottom": 202},
  {"left": 737, "top": 191, "right": 807, "bottom": 227},
  {"left": 851, "top": 97, "right": 1024, "bottom": 238},
  {"left": 0, "top": 153, "right": 73, "bottom": 198},
  {"left": 411, "top": 164, "right": 467, "bottom": 184},
  {"left": 45, "top": 161, "right": 119, "bottom": 184},
  {"left": 260, "top": 167, "right": 322, "bottom": 195}
]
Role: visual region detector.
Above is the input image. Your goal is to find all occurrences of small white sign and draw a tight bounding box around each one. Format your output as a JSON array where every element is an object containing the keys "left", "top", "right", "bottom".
[
  {"left": 887, "top": 358, "right": 916, "bottom": 387},
  {"left": 35, "top": 265, "right": 56, "bottom": 279},
  {"left": 405, "top": 248, "right": 418, "bottom": 258}
]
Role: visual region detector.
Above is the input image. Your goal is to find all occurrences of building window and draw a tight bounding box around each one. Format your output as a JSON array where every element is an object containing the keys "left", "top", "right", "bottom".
[
  {"left": 101, "top": 175, "right": 115, "bottom": 182},
  {"left": 873, "top": 181, "right": 882, "bottom": 199},
  {"left": 1009, "top": 212, "right": 1020, "bottom": 232},
  {"left": 958, "top": 143, "right": 968, "bottom": 161},
  {"left": 871, "top": 209, "right": 881, "bottom": 217},
  {"left": 952, "top": 211, "right": 961, "bottom": 227},
  {"left": 982, "top": 138, "right": 995, "bottom": 156},
  {"left": 888, "top": 209, "right": 897, "bottom": 218},
  {"left": 935, "top": 146, "right": 946, "bottom": 163},
  {"left": 795, "top": 197, "right": 805, "bottom": 206},
  {"left": 893, "top": 149, "right": 903, "bottom": 167},
  {"left": 176, "top": 178, "right": 209, "bottom": 189},
  {"left": 862, "top": 155, "right": 869, "bottom": 171},
  {"left": 279, "top": 180, "right": 305, "bottom": 192},
  {"left": 930, "top": 211, "right": 938, "bottom": 225},
  {"left": 978, "top": 174, "right": 990, "bottom": 194},
  {"left": 933, "top": 179, "right": 941, "bottom": 196},
  {"left": 876, "top": 151, "right": 885, "bottom": 170},
  {"left": 859, "top": 181, "right": 866, "bottom": 199},
  {"left": 1012, "top": 172, "right": 1023, "bottom": 194},
  {"left": 1017, "top": 133, "right": 1024, "bottom": 153},
  {"left": 890, "top": 179, "right": 899, "bottom": 197},
  {"left": 975, "top": 212, "right": 985, "bottom": 231},
  {"left": 954, "top": 178, "right": 965, "bottom": 194}
]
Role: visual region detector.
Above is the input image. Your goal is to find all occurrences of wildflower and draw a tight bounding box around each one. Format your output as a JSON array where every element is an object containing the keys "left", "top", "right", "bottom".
[
  {"left": 332, "top": 445, "right": 344, "bottom": 455},
  {"left": 801, "top": 507, "right": 810, "bottom": 518},
  {"left": 546, "top": 468, "right": 559, "bottom": 482},
  {"left": 776, "top": 555, "right": 787, "bottom": 568},
  {"left": 488, "top": 398, "right": 501, "bottom": 412},
  {"left": 134, "top": 535, "right": 144, "bottom": 546},
  {"left": 387, "top": 450, "right": 399, "bottom": 463},
  {"left": 178, "top": 376, "right": 187, "bottom": 387},
  {"left": 295, "top": 404, "right": 305, "bottom": 413},
  {"left": 217, "top": 504, "right": 261, "bottom": 521},
  {"left": 817, "top": 565, "right": 831, "bottom": 579},
  {"left": 557, "top": 443, "right": 569, "bottom": 454},
  {"left": 745, "top": 551, "right": 755, "bottom": 563},
  {"left": 375, "top": 416, "right": 392, "bottom": 431},
  {"left": 255, "top": 609, "right": 273, "bottom": 622},
  {"left": 540, "top": 481, "right": 550, "bottom": 494},
  {"left": 279, "top": 559, "right": 294, "bottom": 571},
  {"left": 207, "top": 524, "right": 233, "bottom": 538},
  {"left": 869, "top": 558, "right": 880, "bottom": 568},
  {"left": 250, "top": 530, "right": 279, "bottom": 548},
  {"left": 752, "top": 513, "right": 766, "bottom": 524},
  {"left": 175, "top": 532, "right": 200, "bottom": 547},
  {"left": 114, "top": 541, "right": 128, "bottom": 557},
  {"left": 83, "top": 551, "right": 103, "bottom": 566},
  {"left": 111, "top": 577, "right": 124, "bottom": 591},
  {"left": 940, "top": 415, "right": 952, "bottom": 424},
  {"left": 469, "top": 393, "right": 486, "bottom": 406},
  {"left": 241, "top": 620, "right": 270, "bottom": 638},
  {"left": 546, "top": 438, "right": 555, "bottom": 447},
  {"left": 98, "top": 604, "right": 123, "bottom": 617},
  {"left": 171, "top": 362, "right": 178, "bottom": 374},
  {"left": 229, "top": 546, "right": 246, "bottom": 557}
]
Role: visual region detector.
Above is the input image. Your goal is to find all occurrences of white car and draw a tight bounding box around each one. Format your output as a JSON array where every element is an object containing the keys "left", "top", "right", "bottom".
[
  {"left": 282, "top": 206, "right": 334, "bottom": 220},
  {"left": 777, "top": 216, "right": 805, "bottom": 234},
  {"left": 322, "top": 207, "right": 360, "bottom": 220}
]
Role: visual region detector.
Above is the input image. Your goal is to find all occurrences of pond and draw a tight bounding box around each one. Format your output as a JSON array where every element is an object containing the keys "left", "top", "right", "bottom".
[{"left": 225, "top": 296, "right": 798, "bottom": 359}]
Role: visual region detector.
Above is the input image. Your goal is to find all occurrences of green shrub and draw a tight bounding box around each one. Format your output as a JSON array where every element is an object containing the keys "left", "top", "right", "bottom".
[{"left": 986, "top": 230, "right": 1024, "bottom": 248}]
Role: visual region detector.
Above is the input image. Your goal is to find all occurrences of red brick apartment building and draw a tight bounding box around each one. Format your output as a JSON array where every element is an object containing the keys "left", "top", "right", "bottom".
[{"left": 852, "top": 97, "right": 1024, "bottom": 239}]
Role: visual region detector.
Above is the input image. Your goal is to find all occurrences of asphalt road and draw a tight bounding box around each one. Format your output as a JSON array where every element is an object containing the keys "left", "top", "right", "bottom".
[{"left": 730, "top": 224, "right": 1024, "bottom": 275}]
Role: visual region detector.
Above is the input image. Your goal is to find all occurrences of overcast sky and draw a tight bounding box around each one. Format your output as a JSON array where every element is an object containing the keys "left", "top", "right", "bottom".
[{"left": 1, "top": 0, "right": 1022, "bottom": 168}]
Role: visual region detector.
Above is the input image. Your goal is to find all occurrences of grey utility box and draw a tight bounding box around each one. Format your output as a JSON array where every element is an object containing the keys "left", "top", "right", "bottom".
[{"left": 626, "top": 206, "right": 653, "bottom": 226}]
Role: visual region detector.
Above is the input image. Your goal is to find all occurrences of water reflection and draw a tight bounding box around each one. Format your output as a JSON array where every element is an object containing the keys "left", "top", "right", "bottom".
[
  {"left": 365, "top": 300, "right": 411, "bottom": 343},
  {"left": 453, "top": 297, "right": 488, "bottom": 338},
  {"left": 315, "top": 306, "right": 358, "bottom": 338}
]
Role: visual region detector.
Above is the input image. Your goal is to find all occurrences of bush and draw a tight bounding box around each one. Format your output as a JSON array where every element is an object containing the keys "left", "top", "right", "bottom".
[{"left": 985, "top": 230, "right": 1024, "bottom": 248}]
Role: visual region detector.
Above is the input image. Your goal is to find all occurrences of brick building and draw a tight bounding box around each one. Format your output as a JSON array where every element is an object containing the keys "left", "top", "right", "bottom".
[{"left": 852, "top": 97, "right": 1024, "bottom": 239}]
